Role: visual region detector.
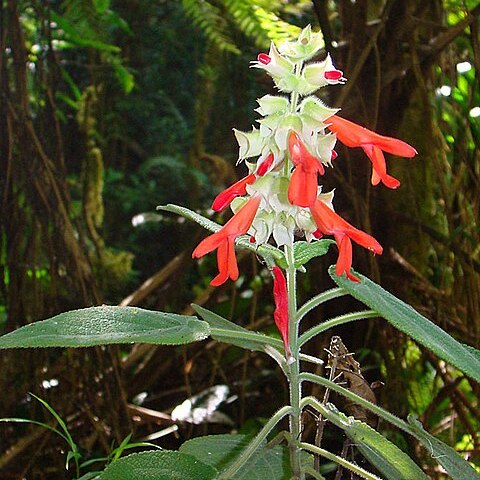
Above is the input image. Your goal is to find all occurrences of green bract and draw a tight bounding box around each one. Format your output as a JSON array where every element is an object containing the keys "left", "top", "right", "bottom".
[
  {"left": 256, "top": 94, "right": 289, "bottom": 115},
  {"left": 278, "top": 25, "right": 325, "bottom": 61},
  {"left": 233, "top": 128, "right": 265, "bottom": 160},
  {"left": 299, "top": 97, "right": 339, "bottom": 122}
]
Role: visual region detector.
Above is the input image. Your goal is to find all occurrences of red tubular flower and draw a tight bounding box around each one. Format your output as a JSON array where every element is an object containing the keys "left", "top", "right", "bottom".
[
  {"left": 193, "top": 196, "right": 261, "bottom": 286},
  {"left": 288, "top": 132, "right": 325, "bottom": 208},
  {"left": 327, "top": 115, "right": 417, "bottom": 189},
  {"left": 310, "top": 200, "right": 383, "bottom": 282},
  {"left": 211, "top": 154, "right": 273, "bottom": 212},
  {"left": 272, "top": 266, "right": 292, "bottom": 360},
  {"left": 212, "top": 174, "right": 256, "bottom": 212},
  {"left": 256, "top": 153, "right": 274, "bottom": 176}
]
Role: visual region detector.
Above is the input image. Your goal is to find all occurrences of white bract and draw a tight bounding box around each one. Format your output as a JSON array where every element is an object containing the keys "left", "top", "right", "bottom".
[{"left": 230, "top": 26, "right": 346, "bottom": 248}]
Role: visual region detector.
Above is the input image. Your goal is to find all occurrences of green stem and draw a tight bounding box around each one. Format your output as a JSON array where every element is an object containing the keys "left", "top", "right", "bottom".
[
  {"left": 289, "top": 61, "right": 302, "bottom": 113},
  {"left": 297, "top": 287, "right": 346, "bottom": 322},
  {"left": 302, "top": 466, "right": 326, "bottom": 480},
  {"left": 299, "top": 442, "right": 382, "bottom": 480},
  {"left": 284, "top": 60, "right": 304, "bottom": 177},
  {"left": 298, "top": 310, "right": 377, "bottom": 347},
  {"left": 290, "top": 89, "right": 299, "bottom": 113},
  {"left": 284, "top": 244, "right": 304, "bottom": 480},
  {"left": 217, "top": 405, "right": 292, "bottom": 479}
]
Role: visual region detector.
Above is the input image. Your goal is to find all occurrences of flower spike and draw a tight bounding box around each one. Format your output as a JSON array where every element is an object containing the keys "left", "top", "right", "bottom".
[
  {"left": 288, "top": 132, "right": 325, "bottom": 208},
  {"left": 310, "top": 199, "right": 383, "bottom": 282},
  {"left": 327, "top": 115, "right": 417, "bottom": 189},
  {"left": 192, "top": 27, "right": 416, "bottom": 287},
  {"left": 193, "top": 196, "right": 261, "bottom": 286}
]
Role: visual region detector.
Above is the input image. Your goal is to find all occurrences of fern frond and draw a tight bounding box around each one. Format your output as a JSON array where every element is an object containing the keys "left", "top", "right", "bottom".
[
  {"left": 181, "top": 0, "right": 240, "bottom": 54},
  {"left": 253, "top": 6, "right": 302, "bottom": 45},
  {"left": 60, "top": 0, "right": 109, "bottom": 42},
  {"left": 223, "top": 0, "right": 301, "bottom": 49}
]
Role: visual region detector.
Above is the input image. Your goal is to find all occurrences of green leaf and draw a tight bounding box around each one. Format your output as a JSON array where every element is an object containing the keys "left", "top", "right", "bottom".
[
  {"left": 60, "top": 69, "right": 82, "bottom": 102},
  {"left": 313, "top": 404, "right": 426, "bottom": 480},
  {"left": 51, "top": 12, "right": 121, "bottom": 53},
  {"left": 192, "top": 304, "right": 282, "bottom": 352},
  {"left": 408, "top": 416, "right": 480, "bottom": 480},
  {"left": 180, "top": 434, "right": 291, "bottom": 480},
  {"left": 100, "top": 451, "right": 217, "bottom": 480},
  {"left": 30, "top": 393, "right": 77, "bottom": 453},
  {"left": 0, "top": 393, "right": 78, "bottom": 456},
  {"left": 345, "top": 418, "right": 427, "bottom": 480},
  {"left": 158, "top": 204, "right": 220, "bottom": 234},
  {"left": 276, "top": 240, "right": 335, "bottom": 269},
  {"left": 182, "top": 0, "right": 241, "bottom": 54},
  {"left": 158, "top": 204, "right": 285, "bottom": 267},
  {"left": 93, "top": 0, "right": 110, "bottom": 14},
  {"left": 0, "top": 306, "right": 210, "bottom": 348},
  {"left": 113, "top": 63, "right": 135, "bottom": 94},
  {"left": 191, "top": 305, "right": 322, "bottom": 366},
  {"left": 0, "top": 417, "right": 67, "bottom": 442},
  {"left": 329, "top": 267, "right": 480, "bottom": 383},
  {"left": 56, "top": 92, "right": 79, "bottom": 110},
  {"left": 303, "top": 375, "right": 480, "bottom": 479},
  {"left": 77, "top": 472, "right": 102, "bottom": 480}
]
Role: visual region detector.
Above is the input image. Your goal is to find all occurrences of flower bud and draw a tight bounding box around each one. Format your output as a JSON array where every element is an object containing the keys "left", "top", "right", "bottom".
[
  {"left": 278, "top": 25, "right": 324, "bottom": 61},
  {"left": 303, "top": 54, "right": 347, "bottom": 87},
  {"left": 251, "top": 42, "right": 293, "bottom": 79}
]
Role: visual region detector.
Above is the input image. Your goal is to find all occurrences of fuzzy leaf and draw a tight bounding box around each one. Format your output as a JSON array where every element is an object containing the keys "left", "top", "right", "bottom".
[
  {"left": 329, "top": 267, "right": 480, "bottom": 383},
  {"left": 100, "top": 451, "right": 217, "bottom": 480},
  {"left": 319, "top": 405, "right": 426, "bottom": 479},
  {"left": 345, "top": 418, "right": 427, "bottom": 479},
  {"left": 180, "top": 434, "right": 291, "bottom": 480},
  {"left": 276, "top": 240, "right": 334, "bottom": 269},
  {"left": 408, "top": 416, "right": 480, "bottom": 480},
  {"left": 77, "top": 473, "right": 102, "bottom": 480},
  {"left": 159, "top": 204, "right": 220, "bottom": 233},
  {"left": 303, "top": 374, "right": 480, "bottom": 479},
  {"left": 191, "top": 304, "right": 281, "bottom": 352},
  {"left": 0, "top": 306, "right": 209, "bottom": 348}
]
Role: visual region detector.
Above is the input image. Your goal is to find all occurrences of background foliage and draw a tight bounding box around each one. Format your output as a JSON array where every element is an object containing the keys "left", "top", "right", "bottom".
[{"left": 0, "top": 0, "right": 478, "bottom": 478}]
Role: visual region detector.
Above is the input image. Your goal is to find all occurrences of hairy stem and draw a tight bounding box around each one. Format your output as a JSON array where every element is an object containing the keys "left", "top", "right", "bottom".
[
  {"left": 300, "top": 442, "right": 382, "bottom": 480},
  {"left": 313, "top": 353, "right": 338, "bottom": 472},
  {"left": 285, "top": 244, "right": 304, "bottom": 480},
  {"left": 297, "top": 287, "right": 346, "bottom": 322}
]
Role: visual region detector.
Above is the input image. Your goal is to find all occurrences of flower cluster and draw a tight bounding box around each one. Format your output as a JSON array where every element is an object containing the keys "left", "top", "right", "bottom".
[{"left": 193, "top": 26, "right": 416, "bottom": 286}]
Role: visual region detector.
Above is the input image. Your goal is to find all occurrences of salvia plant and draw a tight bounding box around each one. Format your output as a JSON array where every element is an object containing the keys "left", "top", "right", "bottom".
[{"left": 1, "top": 26, "right": 480, "bottom": 480}]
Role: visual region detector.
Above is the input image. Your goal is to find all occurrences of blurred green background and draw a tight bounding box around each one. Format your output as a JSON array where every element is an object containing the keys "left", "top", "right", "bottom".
[{"left": 0, "top": 0, "right": 479, "bottom": 477}]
